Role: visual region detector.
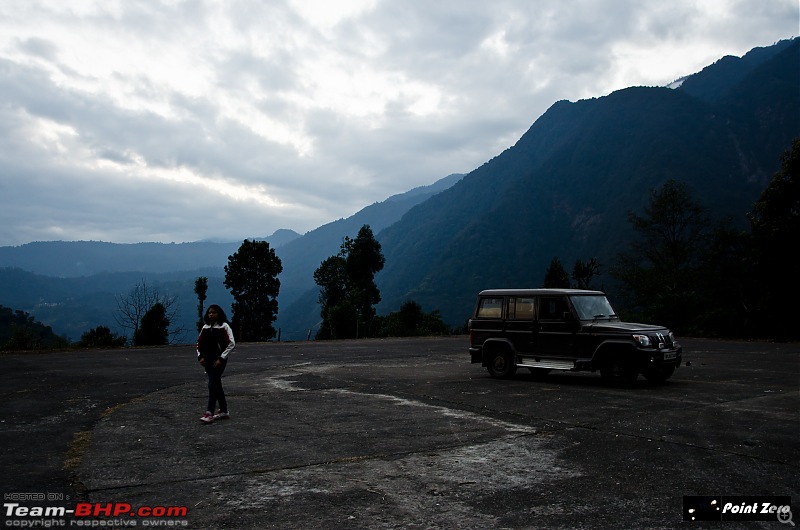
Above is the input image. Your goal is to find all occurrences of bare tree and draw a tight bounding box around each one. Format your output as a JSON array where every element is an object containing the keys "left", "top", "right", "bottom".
[{"left": 114, "top": 279, "right": 184, "bottom": 344}]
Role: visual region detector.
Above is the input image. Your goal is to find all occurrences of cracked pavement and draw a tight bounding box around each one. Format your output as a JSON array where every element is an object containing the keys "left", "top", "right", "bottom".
[{"left": 3, "top": 337, "right": 798, "bottom": 528}]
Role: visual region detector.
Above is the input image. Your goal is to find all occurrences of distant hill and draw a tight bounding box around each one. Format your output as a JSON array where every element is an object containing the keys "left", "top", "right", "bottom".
[
  {"left": 0, "top": 304, "right": 67, "bottom": 350},
  {"left": 0, "top": 229, "right": 299, "bottom": 277},
  {"left": 273, "top": 173, "right": 464, "bottom": 307},
  {"left": 0, "top": 266, "right": 234, "bottom": 343},
  {"left": 0, "top": 175, "right": 463, "bottom": 341}
]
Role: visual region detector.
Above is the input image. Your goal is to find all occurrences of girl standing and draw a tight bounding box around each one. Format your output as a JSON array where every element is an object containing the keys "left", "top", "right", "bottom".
[{"left": 196, "top": 304, "right": 235, "bottom": 423}]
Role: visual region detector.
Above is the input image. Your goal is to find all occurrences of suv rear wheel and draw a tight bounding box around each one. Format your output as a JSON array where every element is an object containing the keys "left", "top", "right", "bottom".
[{"left": 486, "top": 347, "right": 517, "bottom": 379}]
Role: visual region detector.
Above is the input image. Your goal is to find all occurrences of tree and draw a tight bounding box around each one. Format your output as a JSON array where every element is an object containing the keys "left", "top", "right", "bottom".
[
  {"left": 114, "top": 279, "right": 182, "bottom": 343},
  {"left": 133, "top": 303, "right": 169, "bottom": 346},
  {"left": 572, "top": 258, "right": 601, "bottom": 290},
  {"left": 373, "top": 300, "right": 450, "bottom": 337},
  {"left": 78, "top": 326, "right": 127, "bottom": 348},
  {"left": 694, "top": 219, "right": 752, "bottom": 337},
  {"left": 314, "top": 225, "right": 385, "bottom": 339},
  {"left": 612, "top": 179, "right": 708, "bottom": 331},
  {"left": 0, "top": 305, "right": 68, "bottom": 351},
  {"left": 313, "top": 255, "right": 348, "bottom": 339},
  {"left": 194, "top": 276, "right": 208, "bottom": 332},
  {"left": 542, "top": 257, "right": 570, "bottom": 288},
  {"left": 346, "top": 225, "right": 385, "bottom": 335},
  {"left": 224, "top": 239, "right": 283, "bottom": 342},
  {"left": 746, "top": 138, "right": 800, "bottom": 339}
]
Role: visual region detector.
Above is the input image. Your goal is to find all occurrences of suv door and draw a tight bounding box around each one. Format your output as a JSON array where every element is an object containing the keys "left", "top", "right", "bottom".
[
  {"left": 471, "top": 296, "right": 504, "bottom": 349},
  {"left": 535, "top": 296, "right": 576, "bottom": 357},
  {"left": 505, "top": 296, "right": 535, "bottom": 355}
]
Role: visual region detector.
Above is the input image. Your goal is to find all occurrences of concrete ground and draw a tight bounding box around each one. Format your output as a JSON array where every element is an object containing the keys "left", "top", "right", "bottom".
[{"left": 2, "top": 337, "right": 798, "bottom": 529}]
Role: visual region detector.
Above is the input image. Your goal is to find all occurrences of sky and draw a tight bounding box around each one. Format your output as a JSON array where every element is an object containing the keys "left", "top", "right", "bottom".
[{"left": 0, "top": 0, "right": 796, "bottom": 247}]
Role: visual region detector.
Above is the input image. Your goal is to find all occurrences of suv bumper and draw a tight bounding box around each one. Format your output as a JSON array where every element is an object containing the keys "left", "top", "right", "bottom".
[
  {"left": 469, "top": 346, "right": 482, "bottom": 364},
  {"left": 641, "top": 346, "right": 682, "bottom": 368}
]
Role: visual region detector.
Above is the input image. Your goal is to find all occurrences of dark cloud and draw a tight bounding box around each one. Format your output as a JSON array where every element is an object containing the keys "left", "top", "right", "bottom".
[{"left": 0, "top": 0, "right": 796, "bottom": 245}]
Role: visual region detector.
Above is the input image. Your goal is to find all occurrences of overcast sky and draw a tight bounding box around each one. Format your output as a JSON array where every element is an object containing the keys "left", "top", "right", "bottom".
[{"left": 0, "top": 0, "right": 796, "bottom": 246}]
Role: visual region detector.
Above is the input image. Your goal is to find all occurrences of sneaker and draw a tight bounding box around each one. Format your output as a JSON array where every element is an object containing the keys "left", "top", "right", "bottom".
[
  {"left": 213, "top": 410, "right": 230, "bottom": 420},
  {"left": 200, "top": 411, "right": 214, "bottom": 424}
]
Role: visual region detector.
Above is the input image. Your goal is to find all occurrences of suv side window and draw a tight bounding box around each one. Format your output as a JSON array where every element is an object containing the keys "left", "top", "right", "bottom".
[
  {"left": 508, "top": 297, "right": 535, "bottom": 320},
  {"left": 538, "top": 296, "right": 570, "bottom": 321},
  {"left": 476, "top": 297, "right": 503, "bottom": 319}
]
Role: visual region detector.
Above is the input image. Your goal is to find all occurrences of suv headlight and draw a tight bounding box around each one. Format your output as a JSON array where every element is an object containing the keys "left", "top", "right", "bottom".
[{"left": 633, "top": 334, "right": 652, "bottom": 347}]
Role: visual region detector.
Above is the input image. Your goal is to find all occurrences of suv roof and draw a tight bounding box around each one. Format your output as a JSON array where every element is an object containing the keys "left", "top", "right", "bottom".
[{"left": 477, "top": 288, "right": 605, "bottom": 296}]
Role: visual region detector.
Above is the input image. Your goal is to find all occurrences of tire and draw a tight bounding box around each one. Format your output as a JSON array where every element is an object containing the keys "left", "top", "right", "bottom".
[
  {"left": 486, "top": 349, "right": 517, "bottom": 379},
  {"left": 600, "top": 354, "right": 638, "bottom": 385},
  {"left": 644, "top": 364, "right": 675, "bottom": 383}
]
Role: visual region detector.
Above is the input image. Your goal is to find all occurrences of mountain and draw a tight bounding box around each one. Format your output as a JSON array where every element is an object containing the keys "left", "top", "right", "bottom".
[
  {"left": 366, "top": 38, "right": 798, "bottom": 327},
  {"left": 0, "top": 229, "right": 299, "bottom": 277},
  {"left": 0, "top": 174, "right": 463, "bottom": 341},
  {"left": 274, "top": 173, "right": 464, "bottom": 307},
  {"left": 678, "top": 39, "right": 795, "bottom": 103},
  {"left": 265, "top": 229, "right": 302, "bottom": 248},
  {"left": 0, "top": 266, "right": 234, "bottom": 344},
  {"left": 1, "top": 39, "right": 796, "bottom": 342}
]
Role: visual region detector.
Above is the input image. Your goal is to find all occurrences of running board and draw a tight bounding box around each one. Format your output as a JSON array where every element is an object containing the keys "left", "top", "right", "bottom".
[{"left": 517, "top": 359, "right": 576, "bottom": 371}]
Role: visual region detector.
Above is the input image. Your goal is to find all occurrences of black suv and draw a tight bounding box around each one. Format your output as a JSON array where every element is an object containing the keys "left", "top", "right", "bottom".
[{"left": 469, "top": 289, "right": 682, "bottom": 383}]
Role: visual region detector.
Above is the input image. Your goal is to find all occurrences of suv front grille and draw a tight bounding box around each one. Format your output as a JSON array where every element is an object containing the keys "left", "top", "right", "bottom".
[{"left": 655, "top": 332, "right": 674, "bottom": 349}]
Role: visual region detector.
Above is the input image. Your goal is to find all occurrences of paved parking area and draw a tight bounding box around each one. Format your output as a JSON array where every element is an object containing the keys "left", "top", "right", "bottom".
[{"left": 3, "top": 337, "right": 798, "bottom": 528}]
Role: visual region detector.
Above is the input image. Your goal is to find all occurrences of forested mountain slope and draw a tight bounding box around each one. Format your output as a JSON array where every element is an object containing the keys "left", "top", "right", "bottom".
[{"left": 369, "top": 38, "right": 798, "bottom": 326}]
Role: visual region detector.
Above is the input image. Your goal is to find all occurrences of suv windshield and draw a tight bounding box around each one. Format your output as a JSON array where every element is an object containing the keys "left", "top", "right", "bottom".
[{"left": 570, "top": 295, "right": 617, "bottom": 320}]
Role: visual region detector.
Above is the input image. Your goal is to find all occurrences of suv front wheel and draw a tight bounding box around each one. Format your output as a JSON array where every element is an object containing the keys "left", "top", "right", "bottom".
[
  {"left": 600, "top": 353, "right": 638, "bottom": 385},
  {"left": 486, "top": 347, "right": 517, "bottom": 379},
  {"left": 644, "top": 365, "right": 675, "bottom": 383}
]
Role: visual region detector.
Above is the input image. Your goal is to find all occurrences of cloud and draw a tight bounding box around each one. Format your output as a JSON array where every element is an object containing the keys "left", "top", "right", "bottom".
[{"left": 0, "top": 0, "right": 796, "bottom": 245}]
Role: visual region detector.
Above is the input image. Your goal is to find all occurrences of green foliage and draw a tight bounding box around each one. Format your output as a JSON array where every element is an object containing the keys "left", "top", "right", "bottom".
[
  {"left": 0, "top": 305, "right": 69, "bottom": 351},
  {"left": 572, "top": 258, "right": 601, "bottom": 290},
  {"left": 224, "top": 240, "right": 283, "bottom": 342},
  {"left": 115, "top": 278, "right": 182, "bottom": 344},
  {"left": 314, "top": 255, "right": 347, "bottom": 309},
  {"left": 610, "top": 141, "right": 799, "bottom": 340},
  {"left": 612, "top": 180, "right": 709, "bottom": 332},
  {"left": 346, "top": 225, "right": 386, "bottom": 323},
  {"left": 133, "top": 303, "right": 170, "bottom": 346},
  {"left": 78, "top": 326, "right": 126, "bottom": 348},
  {"left": 194, "top": 276, "right": 208, "bottom": 333},
  {"left": 314, "top": 225, "right": 385, "bottom": 339},
  {"left": 373, "top": 301, "right": 450, "bottom": 337},
  {"left": 543, "top": 257, "right": 570, "bottom": 288},
  {"left": 745, "top": 138, "right": 800, "bottom": 339},
  {"left": 323, "top": 300, "right": 358, "bottom": 340},
  {"left": 692, "top": 220, "right": 752, "bottom": 336}
]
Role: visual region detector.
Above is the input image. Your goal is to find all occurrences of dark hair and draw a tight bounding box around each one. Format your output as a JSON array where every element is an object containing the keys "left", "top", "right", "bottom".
[{"left": 204, "top": 304, "right": 230, "bottom": 325}]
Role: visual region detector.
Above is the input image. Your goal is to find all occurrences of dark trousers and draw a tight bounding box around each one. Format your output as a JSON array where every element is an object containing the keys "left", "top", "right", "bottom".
[{"left": 205, "top": 358, "right": 228, "bottom": 413}]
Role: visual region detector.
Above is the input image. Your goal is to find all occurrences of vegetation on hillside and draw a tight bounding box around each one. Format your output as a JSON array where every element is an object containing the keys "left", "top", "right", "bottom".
[
  {"left": 0, "top": 305, "right": 69, "bottom": 351},
  {"left": 1, "top": 139, "right": 796, "bottom": 348},
  {"left": 0, "top": 41, "right": 796, "bottom": 348}
]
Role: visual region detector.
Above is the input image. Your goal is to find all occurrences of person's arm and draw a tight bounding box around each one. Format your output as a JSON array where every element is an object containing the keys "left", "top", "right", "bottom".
[
  {"left": 197, "top": 328, "right": 206, "bottom": 365},
  {"left": 219, "top": 323, "right": 236, "bottom": 359}
]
